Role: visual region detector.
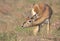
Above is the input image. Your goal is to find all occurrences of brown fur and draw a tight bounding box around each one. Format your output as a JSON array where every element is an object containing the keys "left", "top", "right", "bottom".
[{"left": 22, "top": 3, "right": 52, "bottom": 35}]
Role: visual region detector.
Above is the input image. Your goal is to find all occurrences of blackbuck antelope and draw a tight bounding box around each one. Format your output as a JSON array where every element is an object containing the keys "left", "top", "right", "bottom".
[{"left": 22, "top": 3, "right": 53, "bottom": 35}]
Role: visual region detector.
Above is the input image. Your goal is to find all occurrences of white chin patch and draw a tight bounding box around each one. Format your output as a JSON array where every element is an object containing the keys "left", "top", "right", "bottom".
[{"left": 31, "top": 8, "right": 36, "bottom": 16}]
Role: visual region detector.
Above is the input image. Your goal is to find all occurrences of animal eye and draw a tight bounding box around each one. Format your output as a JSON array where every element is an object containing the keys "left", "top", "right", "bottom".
[{"left": 29, "top": 20, "right": 31, "bottom": 22}]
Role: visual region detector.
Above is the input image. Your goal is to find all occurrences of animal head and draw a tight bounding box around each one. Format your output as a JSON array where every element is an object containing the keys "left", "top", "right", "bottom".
[
  {"left": 21, "top": 14, "right": 39, "bottom": 28},
  {"left": 21, "top": 17, "right": 33, "bottom": 27}
]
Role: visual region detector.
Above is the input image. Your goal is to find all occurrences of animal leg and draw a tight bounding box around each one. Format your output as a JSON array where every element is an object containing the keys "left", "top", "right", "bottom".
[
  {"left": 33, "top": 26, "right": 39, "bottom": 35},
  {"left": 46, "top": 19, "right": 50, "bottom": 34}
]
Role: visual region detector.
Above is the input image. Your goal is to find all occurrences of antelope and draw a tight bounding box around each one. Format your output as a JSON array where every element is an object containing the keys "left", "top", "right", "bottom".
[{"left": 21, "top": 3, "right": 53, "bottom": 35}]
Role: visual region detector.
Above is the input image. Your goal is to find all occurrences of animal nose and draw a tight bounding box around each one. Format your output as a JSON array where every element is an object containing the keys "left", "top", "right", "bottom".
[{"left": 21, "top": 26, "right": 23, "bottom": 27}]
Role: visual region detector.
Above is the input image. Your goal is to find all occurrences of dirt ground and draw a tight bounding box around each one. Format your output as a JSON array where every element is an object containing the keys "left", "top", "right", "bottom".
[{"left": 0, "top": 0, "right": 60, "bottom": 41}]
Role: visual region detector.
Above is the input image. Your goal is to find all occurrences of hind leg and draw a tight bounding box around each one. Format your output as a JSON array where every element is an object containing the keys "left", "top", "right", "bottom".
[{"left": 44, "top": 19, "right": 50, "bottom": 34}]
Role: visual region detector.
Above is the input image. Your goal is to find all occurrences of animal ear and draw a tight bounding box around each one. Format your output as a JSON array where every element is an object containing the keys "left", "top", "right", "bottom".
[{"left": 26, "top": 16, "right": 30, "bottom": 20}]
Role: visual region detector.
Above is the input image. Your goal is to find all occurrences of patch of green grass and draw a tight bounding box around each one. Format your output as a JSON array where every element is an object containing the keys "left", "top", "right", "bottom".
[
  {"left": 0, "top": 32, "right": 17, "bottom": 41},
  {"left": 15, "top": 25, "right": 34, "bottom": 35},
  {"left": 49, "top": 0, "right": 53, "bottom": 6},
  {"left": 51, "top": 27, "right": 60, "bottom": 38}
]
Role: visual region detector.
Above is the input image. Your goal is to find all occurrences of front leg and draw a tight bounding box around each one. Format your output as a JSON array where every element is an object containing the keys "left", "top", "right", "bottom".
[
  {"left": 33, "top": 25, "right": 40, "bottom": 35},
  {"left": 33, "top": 24, "right": 42, "bottom": 35}
]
